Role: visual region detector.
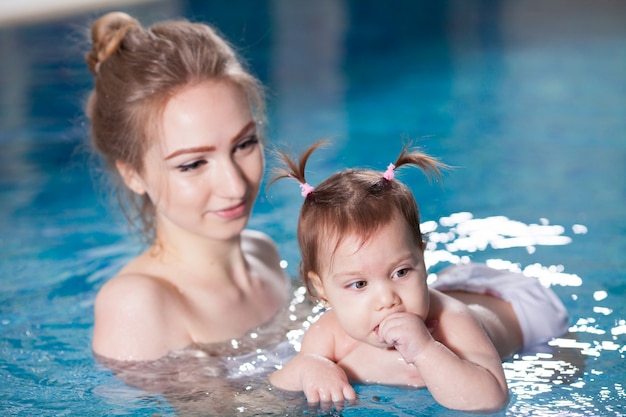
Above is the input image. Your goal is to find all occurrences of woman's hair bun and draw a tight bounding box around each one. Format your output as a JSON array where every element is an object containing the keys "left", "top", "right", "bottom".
[{"left": 86, "top": 11, "right": 139, "bottom": 74}]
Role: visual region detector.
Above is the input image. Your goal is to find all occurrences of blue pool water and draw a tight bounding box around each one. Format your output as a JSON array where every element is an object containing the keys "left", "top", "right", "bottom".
[{"left": 1, "top": 0, "right": 625, "bottom": 415}]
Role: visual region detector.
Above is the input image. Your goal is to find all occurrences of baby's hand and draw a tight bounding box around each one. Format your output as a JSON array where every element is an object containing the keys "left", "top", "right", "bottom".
[
  {"left": 299, "top": 354, "right": 356, "bottom": 406},
  {"left": 377, "top": 312, "right": 437, "bottom": 364}
]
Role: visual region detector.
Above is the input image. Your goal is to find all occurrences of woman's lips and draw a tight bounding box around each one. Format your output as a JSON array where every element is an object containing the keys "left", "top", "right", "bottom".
[{"left": 214, "top": 201, "right": 246, "bottom": 220}]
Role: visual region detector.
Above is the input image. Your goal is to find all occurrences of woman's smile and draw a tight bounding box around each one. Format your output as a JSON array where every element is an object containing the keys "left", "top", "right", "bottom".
[{"left": 212, "top": 201, "right": 247, "bottom": 220}]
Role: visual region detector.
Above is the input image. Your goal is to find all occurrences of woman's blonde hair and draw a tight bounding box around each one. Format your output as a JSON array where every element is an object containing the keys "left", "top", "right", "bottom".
[{"left": 85, "top": 11, "right": 265, "bottom": 240}]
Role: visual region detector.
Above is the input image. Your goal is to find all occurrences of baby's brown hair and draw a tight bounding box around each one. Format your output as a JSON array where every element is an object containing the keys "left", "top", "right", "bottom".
[{"left": 271, "top": 141, "right": 446, "bottom": 297}]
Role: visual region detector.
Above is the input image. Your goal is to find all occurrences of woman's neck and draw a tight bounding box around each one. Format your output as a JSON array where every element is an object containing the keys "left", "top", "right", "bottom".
[{"left": 150, "top": 224, "right": 251, "bottom": 288}]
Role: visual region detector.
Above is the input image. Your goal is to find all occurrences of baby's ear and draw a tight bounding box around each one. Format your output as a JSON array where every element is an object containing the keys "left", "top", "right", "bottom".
[
  {"left": 116, "top": 161, "right": 147, "bottom": 195},
  {"left": 308, "top": 271, "right": 327, "bottom": 301}
]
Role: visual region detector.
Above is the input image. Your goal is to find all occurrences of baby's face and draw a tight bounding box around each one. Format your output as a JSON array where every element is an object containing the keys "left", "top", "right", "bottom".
[{"left": 311, "top": 217, "right": 430, "bottom": 347}]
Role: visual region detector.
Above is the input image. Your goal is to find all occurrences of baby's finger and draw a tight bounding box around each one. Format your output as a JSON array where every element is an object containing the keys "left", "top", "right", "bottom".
[
  {"left": 314, "top": 389, "right": 337, "bottom": 413},
  {"left": 304, "top": 387, "right": 321, "bottom": 404},
  {"left": 321, "top": 386, "right": 356, "bottom": 413},
  {"left": 343, "top": 385, "right": 357, "bottom": 403},
  {"left": 328, "top": 384, "right": 353, "bottom": 404},
  {"left": 312, "top": 387, "right": 341, "bottom": 405}
]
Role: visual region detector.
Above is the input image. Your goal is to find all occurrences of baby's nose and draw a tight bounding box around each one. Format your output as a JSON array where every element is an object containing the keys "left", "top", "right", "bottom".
[{"left": 376, "top": 285, "right": 400, "bottom": 310}]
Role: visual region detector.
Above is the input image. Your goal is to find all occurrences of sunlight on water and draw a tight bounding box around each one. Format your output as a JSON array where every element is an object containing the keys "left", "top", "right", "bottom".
[
  {"left": 424, "top": 212, "right": 583, "bottom": 288},
  {"left": 611, "top": 320, "right": 626, "bottom": 337},
  {"left": 425, "top": 211, "right": 583, "bottom": 257}
]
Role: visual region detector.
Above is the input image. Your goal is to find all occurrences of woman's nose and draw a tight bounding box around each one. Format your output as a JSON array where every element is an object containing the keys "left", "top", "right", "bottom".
[{"left": 215, "top": 157, "right": 246, "bottom": 198}]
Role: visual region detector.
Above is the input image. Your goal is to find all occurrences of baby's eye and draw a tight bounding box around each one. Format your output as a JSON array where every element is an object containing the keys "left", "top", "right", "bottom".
[
  {"left": 348, "top": 281, "right": 367, "bottom": 290},
  {"left": 393, "top": 268, "right": 411, "bottom": 279},
  {"left": 177, "top": 159, "right": 207, "bottom": 172}
]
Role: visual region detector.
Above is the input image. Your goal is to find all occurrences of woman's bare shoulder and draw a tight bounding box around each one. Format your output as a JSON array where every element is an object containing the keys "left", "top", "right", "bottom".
[
  {"left": 241, "top": 229, "right": 286, "bottom": 281},
  {"left": 95, "top": 271, "right": 176, "bottom": 308},
  {"left": 93, "top": 271, "right": 189, "bottom": 361},
  {"left": 242, "top": 229, "right": 280, "bottom": 258}
]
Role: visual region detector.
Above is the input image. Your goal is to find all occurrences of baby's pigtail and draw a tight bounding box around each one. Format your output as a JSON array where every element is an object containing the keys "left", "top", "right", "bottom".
[
  {"left": 268, "top": 140, "right": 327, "bottom": 197},
  {"left": 392, "top": 144, "right": 449, "bottom": 182}
]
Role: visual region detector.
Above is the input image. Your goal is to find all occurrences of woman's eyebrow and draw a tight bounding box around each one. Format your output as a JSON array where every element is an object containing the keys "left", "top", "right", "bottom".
[
  {"left": 164, "top": 121, "right": 256, "bottom": 160},
  {"left": 230, "top": 120, "right": 256, "bottom": 143},
  {"left": 164, "top": 145, "right": 216, "bottom": 160}
]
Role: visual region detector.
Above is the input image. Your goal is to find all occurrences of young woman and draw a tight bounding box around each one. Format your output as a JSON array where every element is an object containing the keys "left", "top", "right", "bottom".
[{"left": 86, "top": 11, "right": 289, "bottom": 361}]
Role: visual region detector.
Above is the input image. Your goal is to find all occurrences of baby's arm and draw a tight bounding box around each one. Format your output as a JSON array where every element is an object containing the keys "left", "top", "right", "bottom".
[
  {"left": 377, "top": 292, "right": 508, "bottom": 412},
  {"left": 269, "top": 313, "right": 356, "bottom": 404}
]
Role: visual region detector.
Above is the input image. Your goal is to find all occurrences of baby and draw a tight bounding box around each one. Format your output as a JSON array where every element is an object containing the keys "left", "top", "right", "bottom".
[{"left": 269, "top": 142, "right": 569, "bottom": 412}]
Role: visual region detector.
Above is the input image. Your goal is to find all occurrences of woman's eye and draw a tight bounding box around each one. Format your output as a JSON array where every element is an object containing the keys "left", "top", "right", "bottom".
[
  {"left": 177, "top": 160, "right": 207, "bottom": 172},
  {"left": 349, "top": 281, "right": 367, "bottom": 290},
  {"left": 235, "top": 135, "right": 259, "bottom": 153}
]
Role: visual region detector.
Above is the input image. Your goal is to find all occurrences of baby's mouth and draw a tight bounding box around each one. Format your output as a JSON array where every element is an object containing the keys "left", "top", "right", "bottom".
[{"left": 373, "top": 325, "right": 380, "bottom": 336}]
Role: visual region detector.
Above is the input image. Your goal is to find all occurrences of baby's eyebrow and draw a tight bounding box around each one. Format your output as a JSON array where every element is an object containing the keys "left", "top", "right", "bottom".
[{"left": 330, "top": 270, "right": 363, "bottom": 281}]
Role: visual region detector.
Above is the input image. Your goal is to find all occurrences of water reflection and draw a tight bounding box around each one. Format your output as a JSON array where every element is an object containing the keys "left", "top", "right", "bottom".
[
  {"left": 424, "top": 212, "right": 585, "bottom": 290},
  {"left": 425, "top": 212, "right": 584, "bottom": 257},
  {"left": 95, "top": 284, "right": 317, "bottom": 416}
]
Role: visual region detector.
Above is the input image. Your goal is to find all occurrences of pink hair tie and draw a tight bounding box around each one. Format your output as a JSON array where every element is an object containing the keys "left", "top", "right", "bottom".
[
  {"left": 300, "top": 182, "right": 314, "bottom": 197},
  {"left": 383, "top": 163, "right": 395, "bottom": 181}
]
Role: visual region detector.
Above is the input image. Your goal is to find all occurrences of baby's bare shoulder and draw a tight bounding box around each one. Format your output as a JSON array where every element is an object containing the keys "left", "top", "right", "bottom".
[
  {"left": 428, "top": 289, "right": 479, "bottom": 331},
  {"left": 301, "top": 310, "right": 348, "bottom": 359},
  {"left": 429, "top": 288, "right": 471, "bottom": 314}
]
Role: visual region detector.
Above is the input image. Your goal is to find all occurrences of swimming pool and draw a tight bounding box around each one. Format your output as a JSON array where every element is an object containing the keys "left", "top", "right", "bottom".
[{"left": 1, "top": 0, "right": 624, "bottom": 415}]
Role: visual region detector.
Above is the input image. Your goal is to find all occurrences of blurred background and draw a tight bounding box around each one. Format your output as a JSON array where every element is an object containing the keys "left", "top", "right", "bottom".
[{"left": 1, "top": 1, "right": 625, "bottom": 416}]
